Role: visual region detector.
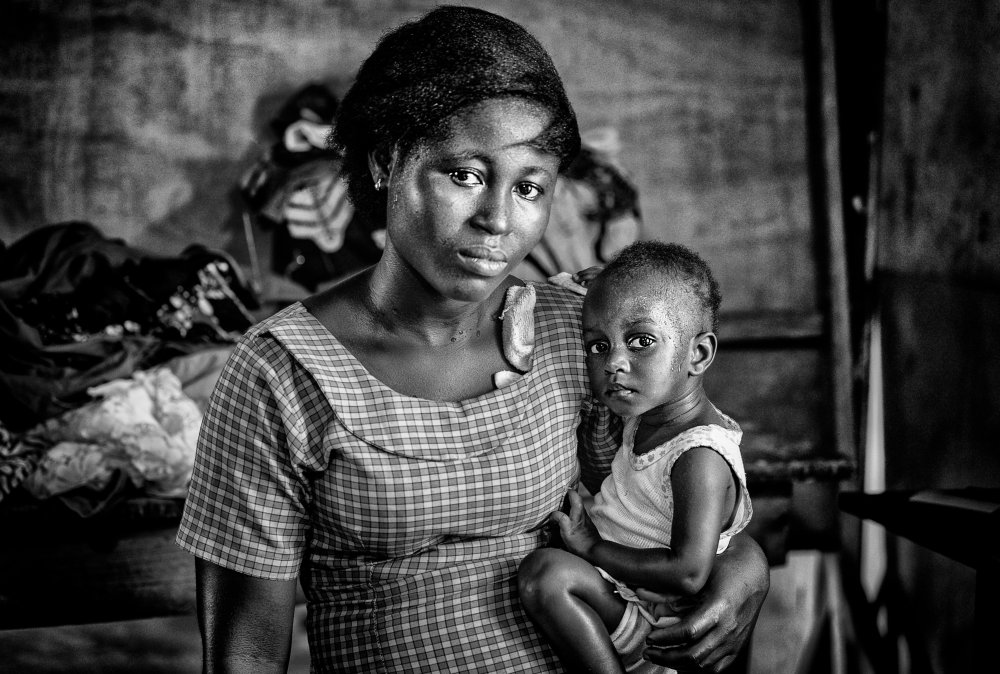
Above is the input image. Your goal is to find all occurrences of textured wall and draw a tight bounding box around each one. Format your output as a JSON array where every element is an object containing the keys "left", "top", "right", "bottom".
[
  {"left": 876, "top": 1, "right": 1000, "bottom": 282},
  {"left": 875, "top": 0, "right": 1000, "bottom": 670},
  {"left": 0, "top": 0, "right": 814, "bottom": 314}
]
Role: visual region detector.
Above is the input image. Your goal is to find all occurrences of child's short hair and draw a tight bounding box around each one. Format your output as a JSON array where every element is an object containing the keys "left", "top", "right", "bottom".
[{"left": 595, "top": 240, "right": 722, "bottom": 334}]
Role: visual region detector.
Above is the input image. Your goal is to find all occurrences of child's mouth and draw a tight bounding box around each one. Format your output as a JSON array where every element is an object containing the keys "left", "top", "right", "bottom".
[{"left": 605, "top": 384, "right": 636, "bottom": 399}]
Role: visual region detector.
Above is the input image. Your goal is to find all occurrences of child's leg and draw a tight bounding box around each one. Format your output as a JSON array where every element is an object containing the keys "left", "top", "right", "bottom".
[{"left": 518, "top": 547, "right": 628, "bottom": 674}]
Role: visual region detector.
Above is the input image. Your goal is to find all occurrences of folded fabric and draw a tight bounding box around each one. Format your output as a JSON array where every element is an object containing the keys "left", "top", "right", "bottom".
[{"left": 22, "top": 367, "right": 202, "bottom": 505}]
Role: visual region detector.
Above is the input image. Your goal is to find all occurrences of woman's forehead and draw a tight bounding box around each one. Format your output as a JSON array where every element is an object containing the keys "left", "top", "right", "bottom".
[
  {"left": 407, "top": 98, "right": 560, "bottom": 164},
  {"left": 440, "top": 99, "right": 553, "bottom": 142}
]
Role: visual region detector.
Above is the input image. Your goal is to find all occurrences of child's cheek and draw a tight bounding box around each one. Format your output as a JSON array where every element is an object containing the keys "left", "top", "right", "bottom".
[{"left": 584, "top": 357, "right": 604, "bottom": 394}]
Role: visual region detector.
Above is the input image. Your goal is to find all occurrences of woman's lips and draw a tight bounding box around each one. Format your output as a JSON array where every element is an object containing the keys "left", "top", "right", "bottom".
[{"left": 457, "top": 245, "right": 508, "bottom": 276}]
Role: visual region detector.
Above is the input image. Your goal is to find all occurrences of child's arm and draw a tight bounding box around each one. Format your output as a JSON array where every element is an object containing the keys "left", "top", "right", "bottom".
[{"left": 552, "top": 446, "right": 736, "bottom": 597}]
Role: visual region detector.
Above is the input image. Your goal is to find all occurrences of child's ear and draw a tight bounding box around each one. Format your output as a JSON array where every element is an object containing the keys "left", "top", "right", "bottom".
[{"left": 688, "top": 331, "right": 717, "bottom": 376}]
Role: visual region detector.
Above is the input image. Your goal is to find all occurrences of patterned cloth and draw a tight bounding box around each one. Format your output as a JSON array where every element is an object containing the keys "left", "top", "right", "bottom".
[
  {"left": 176, "top": 282, "right": 619, "bottom": 673},
  {"left": 0, "top": 420, "right": 46, "bottom": 501}
]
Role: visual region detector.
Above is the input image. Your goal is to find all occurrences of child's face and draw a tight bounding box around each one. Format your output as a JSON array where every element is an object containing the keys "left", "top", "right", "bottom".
[{"left": 582, "top": 280, "right": 691, "bottom": 418}]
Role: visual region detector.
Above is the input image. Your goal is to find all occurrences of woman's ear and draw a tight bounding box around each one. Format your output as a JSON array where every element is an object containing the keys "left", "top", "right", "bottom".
[
  {"left": 688, "top": 331, "right": 717, "bottom": 376},
  {"left": 367, "top": 145, "right": 394, "bottom": 187}
]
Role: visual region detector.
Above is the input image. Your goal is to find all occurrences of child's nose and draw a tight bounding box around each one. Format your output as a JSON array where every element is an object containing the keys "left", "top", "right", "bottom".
[{"left": 604, "top": 347, "right": 630, "bottom": 373}]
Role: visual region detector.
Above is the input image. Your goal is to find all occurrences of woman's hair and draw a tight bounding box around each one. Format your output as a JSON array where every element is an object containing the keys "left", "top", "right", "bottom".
[
  {"left": 332, "top": 6, "right": 581, "bottom": 227},
  {"left": 594, "top": 240, "right": 723, "bottom": 334}
]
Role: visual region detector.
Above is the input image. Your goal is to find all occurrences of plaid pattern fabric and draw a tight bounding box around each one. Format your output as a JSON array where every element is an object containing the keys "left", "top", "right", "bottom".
[{"left": 177, "top": 283, "right": 619, "bottom": 672}]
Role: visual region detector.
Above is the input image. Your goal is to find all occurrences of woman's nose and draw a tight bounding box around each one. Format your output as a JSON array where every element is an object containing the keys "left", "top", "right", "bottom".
[{"left": 471, "top": 191, "right": 512, "bottom": 235}]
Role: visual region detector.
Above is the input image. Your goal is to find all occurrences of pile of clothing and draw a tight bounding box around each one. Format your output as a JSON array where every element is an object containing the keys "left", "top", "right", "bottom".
[
  {"left": 240, "top": 83, "right": 383, "bottom": 291},
  {"left": 0, "top": 222, "right": 255, "bottom": 515}
]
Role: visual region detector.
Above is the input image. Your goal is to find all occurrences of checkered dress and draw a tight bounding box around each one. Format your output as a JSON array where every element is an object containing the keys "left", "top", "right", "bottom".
[{"left": 176, "top": 283, "right": 619, "bottom": 673}]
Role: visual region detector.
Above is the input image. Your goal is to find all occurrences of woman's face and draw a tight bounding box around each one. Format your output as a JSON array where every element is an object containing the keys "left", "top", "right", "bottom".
[{"left": 382, "top": 98, "right": 561, "bottom": 303}]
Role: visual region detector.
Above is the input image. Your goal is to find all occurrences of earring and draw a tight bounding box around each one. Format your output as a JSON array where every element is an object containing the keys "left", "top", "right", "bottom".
[{"left": 374, "top": 177, "right": 384, "bottom": 191}]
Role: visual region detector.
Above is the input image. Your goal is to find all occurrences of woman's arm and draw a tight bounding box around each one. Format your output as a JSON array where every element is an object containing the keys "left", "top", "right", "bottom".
[
  {"left": 196, "top": 558, "right": 299, "bottom": 673},
  {"left": 638, "top": 532, "right": 770, "bottom": 672},
  {"left": 575, "top": 397, "right": 621, "bottom": 494}
]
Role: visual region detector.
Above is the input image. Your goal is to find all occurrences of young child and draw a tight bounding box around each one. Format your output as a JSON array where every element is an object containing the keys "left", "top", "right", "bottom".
[{"left": 519, "top": 241, "right": 753, "bottom": 673}]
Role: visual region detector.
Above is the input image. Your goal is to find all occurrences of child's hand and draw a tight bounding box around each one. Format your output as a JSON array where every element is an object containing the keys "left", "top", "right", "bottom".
[
  {"left": 572, "top": 265, "right": 604, "bottom": 287},
  {"left": 634, "top": 587, "right": 701, "bottom": 619},
  {"left": 548, "top": 489, "right": 603, "bottom": 561}
]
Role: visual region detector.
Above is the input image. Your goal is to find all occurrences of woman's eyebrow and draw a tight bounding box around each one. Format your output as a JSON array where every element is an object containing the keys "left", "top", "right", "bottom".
[
  {"left": 522, "top": 163, "right": 555, "bottom": 179},
  {"left": 445, "top": 148, "right": 555, "bottom": 178}
]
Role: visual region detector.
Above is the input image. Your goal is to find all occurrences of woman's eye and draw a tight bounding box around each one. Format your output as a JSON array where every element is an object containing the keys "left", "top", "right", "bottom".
[
  {"left": 450, "top": 169, "right": 483, "bottom": 186},
  {"left": 586, "top": 342, "right": 608, "bottom": 355},
  {"left": 627, "top": 335, "right": 655, "bottom": 349},
  {"left": 514, "top": 182, "right": 542, "bottom": 201}
]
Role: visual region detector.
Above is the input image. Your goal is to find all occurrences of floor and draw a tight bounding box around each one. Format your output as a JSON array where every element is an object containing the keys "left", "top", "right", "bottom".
[{"left": 0, "top": 605, "right": 311, "bottom": 673}]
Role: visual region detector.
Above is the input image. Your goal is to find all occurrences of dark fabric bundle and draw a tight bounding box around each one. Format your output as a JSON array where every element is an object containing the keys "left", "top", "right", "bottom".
[
  {"left": 240, "top": 83, "right": 382, "bottom": 291},
  {"left": 241, "top": 83, "right": 342, "bottom": 212},
  {"left": 333, "top": 5, "right": 580, "bottom": 227},
  {"left": 0, "top": 222, "right": 258, "bottom": 431}
]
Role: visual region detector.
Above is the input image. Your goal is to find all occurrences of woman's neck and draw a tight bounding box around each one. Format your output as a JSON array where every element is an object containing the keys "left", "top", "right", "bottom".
[{"left": 363, "top": 256, "right": 510, "bottom": 347}]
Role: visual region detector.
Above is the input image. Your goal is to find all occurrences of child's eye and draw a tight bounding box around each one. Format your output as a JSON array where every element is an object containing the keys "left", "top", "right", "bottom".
[
  {"left": 514, "top": 182, "right": 543, "bottom": 201},
  {"left": 450, "top": 169, "right": 483, "bottom": 187},
  {"left": 626, "top": 335, "right": 655, "bottom": 350},
  {"left": 586, "top": 341, "right": 609, "bottom": 355}
]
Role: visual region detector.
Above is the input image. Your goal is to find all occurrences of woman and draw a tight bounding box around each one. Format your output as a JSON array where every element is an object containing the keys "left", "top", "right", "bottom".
[{"left": 177, "top": 7, "right": 768, "bottom": 672}]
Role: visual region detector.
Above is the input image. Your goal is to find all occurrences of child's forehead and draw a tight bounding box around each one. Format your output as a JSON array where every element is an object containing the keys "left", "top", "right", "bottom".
[
  {"left": 584, "top": 284, "right": 679, "bottom": 325},
  {"left": 588, "top": 271, "right": 670, "bottom": 306}
]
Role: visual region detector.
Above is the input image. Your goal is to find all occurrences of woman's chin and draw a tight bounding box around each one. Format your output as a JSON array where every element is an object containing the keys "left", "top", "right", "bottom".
[
  {"left": 437, "top": 270, "right": 512, "bottom": 303},
  {"left": 433, "top": 282, "right": 500, "bottom": 306}
]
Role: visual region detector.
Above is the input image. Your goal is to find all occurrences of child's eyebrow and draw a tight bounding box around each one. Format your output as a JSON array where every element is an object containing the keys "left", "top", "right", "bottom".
[{"left": 622, "top": 316, "right": 658, "bottom": 330}]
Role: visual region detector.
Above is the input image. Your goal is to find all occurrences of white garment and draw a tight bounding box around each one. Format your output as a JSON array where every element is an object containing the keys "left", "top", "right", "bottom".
[
  {"left": 610, "top": 601, "right": 679, "bottom": 674},
  {"left": 589, "top": 409, "right": 753, "bottom": 553}
]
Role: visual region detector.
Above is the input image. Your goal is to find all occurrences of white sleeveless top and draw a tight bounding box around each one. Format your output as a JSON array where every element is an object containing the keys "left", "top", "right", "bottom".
[{"left": 589, "top": 409, "right": 752, "bottom": 553}]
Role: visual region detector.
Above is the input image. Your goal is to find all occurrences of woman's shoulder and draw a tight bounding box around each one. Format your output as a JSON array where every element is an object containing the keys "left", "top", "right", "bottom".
[
  {"left": 528, "top": 280, "right": 584, "bottom": 326},
  {"left": 226, "top": 302, "right": 343, "bottom": 381},
  {"left": 244, "top": 302, "right": 310, "bottom": 339},
  {"left": 238, "top": 303, "right": 317, "bottom": 356}
]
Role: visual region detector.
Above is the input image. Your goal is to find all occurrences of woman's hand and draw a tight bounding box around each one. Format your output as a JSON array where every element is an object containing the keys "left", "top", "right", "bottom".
[
  {"left": 637, "top": 532, "right": 769, "bottom": 672},
  {"left": 548, "top": 489, "right": 603, "bottom": 561}
]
